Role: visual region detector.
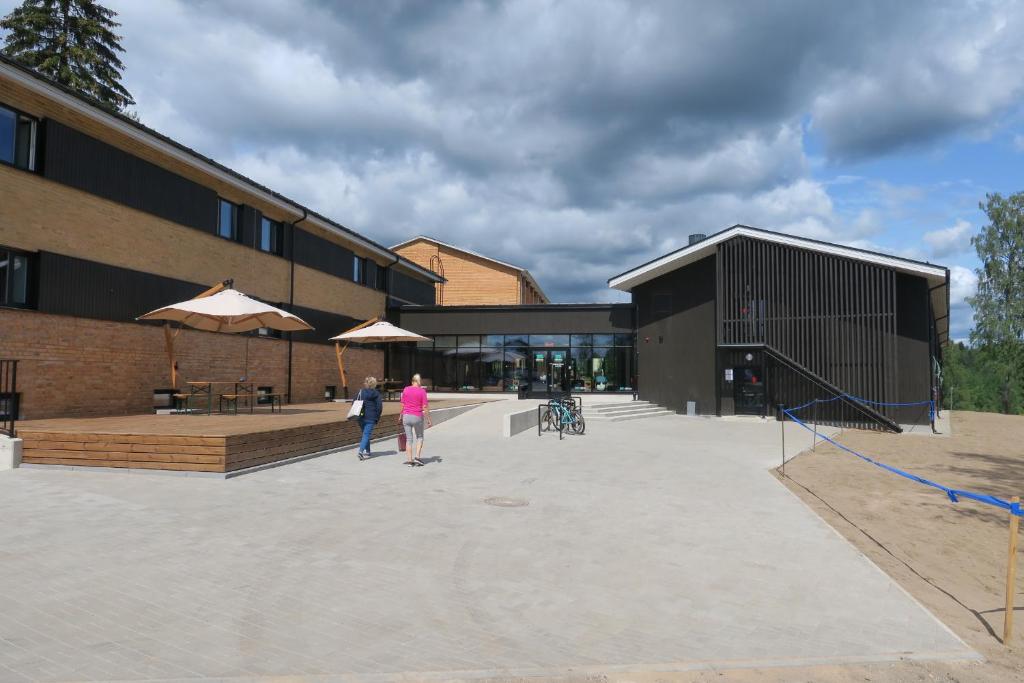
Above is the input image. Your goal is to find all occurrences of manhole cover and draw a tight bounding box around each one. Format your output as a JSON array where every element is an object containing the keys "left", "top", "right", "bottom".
[{"left": 484, "top": 496, "right": 529, "bottom": 508}]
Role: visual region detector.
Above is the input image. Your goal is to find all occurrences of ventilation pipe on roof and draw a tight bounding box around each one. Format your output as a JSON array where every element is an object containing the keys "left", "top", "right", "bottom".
[{"left": 688, "top": 233, "right": 707, "bottom": 246}]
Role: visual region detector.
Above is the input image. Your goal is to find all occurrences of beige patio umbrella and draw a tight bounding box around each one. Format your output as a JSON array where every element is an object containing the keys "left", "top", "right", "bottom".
[
  {"left": 329, "top": 320, "right": 431, "bottom": 398},
  {"left": 137, "top": 281, "right": 313, "bottom": 387}
]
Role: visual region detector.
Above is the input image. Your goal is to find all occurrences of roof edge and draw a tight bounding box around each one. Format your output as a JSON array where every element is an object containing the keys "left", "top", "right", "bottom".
[
  {"left": 0, "top": 55, "right": 441, "bottom": 285},
  {"left": 608, "top": 224, "right": 948, "bottom": 290}
]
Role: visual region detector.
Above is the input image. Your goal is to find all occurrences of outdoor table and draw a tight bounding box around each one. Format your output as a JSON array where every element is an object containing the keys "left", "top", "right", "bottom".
[
  {"left": 185, "top": 381, "right": 256, "bottom": 415},
  {"left": 380, "top": 379, "right": 404, "bottom": 401}
]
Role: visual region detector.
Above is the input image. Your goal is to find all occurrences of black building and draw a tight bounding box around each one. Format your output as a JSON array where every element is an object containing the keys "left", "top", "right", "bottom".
[{"left": 609, "top": 225, "right": 949, "bottom": 430}]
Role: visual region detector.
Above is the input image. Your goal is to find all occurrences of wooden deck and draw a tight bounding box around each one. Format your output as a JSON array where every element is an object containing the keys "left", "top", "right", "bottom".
[{"left": 17, "top": 400, "right": 475, "bottom": 473}]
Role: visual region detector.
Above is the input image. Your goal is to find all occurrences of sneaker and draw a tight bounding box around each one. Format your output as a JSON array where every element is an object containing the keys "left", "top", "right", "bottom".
[{"left": 357, "top": 451, "right": 366, "bottom": 461}]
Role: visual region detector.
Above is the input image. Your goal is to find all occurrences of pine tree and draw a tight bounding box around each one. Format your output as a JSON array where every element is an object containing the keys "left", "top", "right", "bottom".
[{"left": 1, "top": 0, "right": 134, "bottom": 111}]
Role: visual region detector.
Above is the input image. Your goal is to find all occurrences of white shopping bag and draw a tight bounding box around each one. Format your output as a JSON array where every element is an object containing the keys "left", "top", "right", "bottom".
[{"left": 346, "top": 391, "right": 364, "bottom": 420}]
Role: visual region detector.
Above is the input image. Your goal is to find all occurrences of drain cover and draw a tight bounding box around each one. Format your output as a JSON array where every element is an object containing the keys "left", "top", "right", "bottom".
[{"left": 484, "top": 496, "right": 529, "bottom": 508}]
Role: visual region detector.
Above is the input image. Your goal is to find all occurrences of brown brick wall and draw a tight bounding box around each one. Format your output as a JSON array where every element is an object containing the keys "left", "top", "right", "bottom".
[
  {"left": 1, "top": 74, "right": 388, "bottom": 263},
  {"left": 0, "top": 164, "right": 385, "bottom": 321},
  {"left": 0, "top": 308, "right": 382, "bottom": 420},
  {"left": 394, "top": 239, "right": 524, "bottom": 305}
]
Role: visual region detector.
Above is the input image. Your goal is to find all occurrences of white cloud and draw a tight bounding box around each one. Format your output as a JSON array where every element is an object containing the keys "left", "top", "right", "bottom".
[
  {"left": 2, "top": 0, "right": 1008, "bottom": 315},
  {"left": 949, "top": 265, "right": 978, "bottom": 305},
  {"left": 923, "top": 220, "right": 975, "bottom": 258},
  {"left": 949, "top": 265, "right": 979, "bottom": 340}
]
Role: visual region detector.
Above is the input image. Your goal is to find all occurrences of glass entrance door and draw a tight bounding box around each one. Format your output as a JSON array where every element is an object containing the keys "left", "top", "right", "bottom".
[
  {"left": 531, "top": 348, "right": 569, "bottom": 395},
  {"left": 733, "top": 366, "right": 766, "bottom": 415}
]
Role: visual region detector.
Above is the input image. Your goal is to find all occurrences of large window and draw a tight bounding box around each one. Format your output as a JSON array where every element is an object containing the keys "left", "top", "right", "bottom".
[
  {"left": 217, "top": 199, "right": 240, "bottom": 241},
  {"left": 0, "top": 104, "right": 37, "bottom": 171},
  {"left": 0, "top": 248, "right": 32, "bottom": 307},
  {"left": 388, "top": 332, "right": 634, "bottom": 394},
  {"left": 259, "top": 217, "right": 282, "bottom": 255},
  {"left": 353, "top": 255, "right": 366, "bottom": 284}
]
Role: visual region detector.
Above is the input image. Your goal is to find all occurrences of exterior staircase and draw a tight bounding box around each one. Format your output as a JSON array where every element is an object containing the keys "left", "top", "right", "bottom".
[{"left": 586, "top": 400, "right": 674, "bottom": 422}]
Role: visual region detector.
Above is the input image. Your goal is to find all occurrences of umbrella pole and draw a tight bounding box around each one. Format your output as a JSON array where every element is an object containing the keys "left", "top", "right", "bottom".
[
  {"left": 336, "top": 341, "right": 350, "bottom": 399},
  {"left": 163, "top": 323, "right": 177, "bottom": 389},
  {"left": 244, "top": 335, "right": 250, "bottom": 380}
]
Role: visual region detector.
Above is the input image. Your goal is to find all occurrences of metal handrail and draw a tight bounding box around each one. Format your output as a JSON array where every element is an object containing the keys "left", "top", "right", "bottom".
[
  {"left": 763, "top": 345, "right": 902, "bottom": 433},
  {"left": 721, "top": 343, "right": 901, "bottom": 433},
  {"left": 0, "top": 360, "right": 18, "bottom": 438}
]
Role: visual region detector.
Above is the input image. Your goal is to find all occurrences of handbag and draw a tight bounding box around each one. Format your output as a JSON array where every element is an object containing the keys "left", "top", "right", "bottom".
[
  {"left": 397, "top": 431, "right": 408, "bottom": 451},
  {"left": 346, "top": 390, "right": 365, "bottom": 420}
]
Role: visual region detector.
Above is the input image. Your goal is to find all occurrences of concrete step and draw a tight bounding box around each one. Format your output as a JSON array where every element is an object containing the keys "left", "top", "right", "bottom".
[
  {"left": 589, "top": 409, "right": 675, "bottom": 422},
  {"left": 589, "top": 405, "right": 669, "bottom": 417},
  {"left": 585, "top": 400, "right": 650, "bottom": 410}
]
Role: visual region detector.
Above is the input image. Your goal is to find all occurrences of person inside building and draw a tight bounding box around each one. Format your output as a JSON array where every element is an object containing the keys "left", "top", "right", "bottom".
[
  {"left": 356, "top": 376, "right": 383, "bottom": 461},
  {"left": 400, "top": 373, "right": 432, "bottom": 466}
]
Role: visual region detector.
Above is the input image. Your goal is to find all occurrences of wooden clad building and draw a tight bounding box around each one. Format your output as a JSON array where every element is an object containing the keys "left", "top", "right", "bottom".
[
  {"left": 391, "top": 236, "right": 549, "bottom": 306},
  {"left": 609, "top": 225, "right": 951, "bottom": 430}
]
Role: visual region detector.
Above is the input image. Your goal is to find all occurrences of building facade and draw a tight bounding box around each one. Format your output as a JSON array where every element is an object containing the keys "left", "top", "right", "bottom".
[
  {"left": 609, "top": 226, "right": 950, "bottom": 429},
  {"left": 392, "top": 236, "right": 548, "bottom": 306},
  {"left": 0, "top": 55, "right": 439, "bottom": 419},
  {"left": 391, "top": 305, "right": 635, "bottom": 396}
]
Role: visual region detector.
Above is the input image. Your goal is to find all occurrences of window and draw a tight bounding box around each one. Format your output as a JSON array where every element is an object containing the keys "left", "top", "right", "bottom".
[
  {"left": 352, "top": 255, "right": 368, "bottom": 285},
  {"left": 0, "top": 104, "right": 38, "bottom": 171},
  {"left": 217, "top": 199, "right": 240, "bottom": 241},
  {"left": 0, "top": 248, "right": 32, "bottom": 307},
  {"left": 529, "top": 334, "right": 570, "bottom": 347},
  {"left": 259, "top": 217, "right": 282, "bottom": 255}
]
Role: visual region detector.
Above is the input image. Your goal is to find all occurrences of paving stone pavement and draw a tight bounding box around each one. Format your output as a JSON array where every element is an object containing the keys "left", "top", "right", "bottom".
[{"left": 0, "top": 402, "right": 975, "bottom": 681}]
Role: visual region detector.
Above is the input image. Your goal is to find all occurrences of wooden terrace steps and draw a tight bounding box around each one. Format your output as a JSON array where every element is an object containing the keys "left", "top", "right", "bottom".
[{"left": 17, "top": 400, "right": 473, "bottom": 473}]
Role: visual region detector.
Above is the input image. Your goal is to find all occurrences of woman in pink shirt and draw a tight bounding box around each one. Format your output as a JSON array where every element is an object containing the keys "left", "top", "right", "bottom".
[{"left": 400, "top": 373, "right": 432, "bottom": 466}]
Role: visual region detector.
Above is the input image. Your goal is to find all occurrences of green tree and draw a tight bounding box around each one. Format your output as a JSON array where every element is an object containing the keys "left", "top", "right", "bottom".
[
  {"left": 1, "top": 0, "right": 134, "bottom": 111},
  {"left": 967, "top": 191, "right": 1024, "bottom": 414}
]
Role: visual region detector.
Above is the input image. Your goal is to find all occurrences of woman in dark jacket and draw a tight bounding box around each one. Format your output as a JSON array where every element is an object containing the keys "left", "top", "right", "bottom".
[{"left": 356, "top": 376, "right": 383, "bottom": 460}]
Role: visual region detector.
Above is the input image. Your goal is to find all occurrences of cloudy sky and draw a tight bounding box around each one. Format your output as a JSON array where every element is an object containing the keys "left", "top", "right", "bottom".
[{"left": 5, "top": 0, "right": 1024, "bottom": 338}]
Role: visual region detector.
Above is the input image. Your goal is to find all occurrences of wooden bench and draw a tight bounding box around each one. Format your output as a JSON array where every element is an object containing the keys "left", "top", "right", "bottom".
[
  {"left": 172, "top": 393, "right": 192, "bottom": 414},
  {"left": 218, "top": 392, "right": 255, "bottom": 415},
  {"left": 259, "top": 393, "right": 284, "bottom": 413}
]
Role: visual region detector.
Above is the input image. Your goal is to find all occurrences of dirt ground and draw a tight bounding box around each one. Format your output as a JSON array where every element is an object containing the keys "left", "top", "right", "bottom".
[
  {"left": 764, "top": 410, "right": 1024, "bottom": 682},
  {"left": 495, "top": 411, "right": 1024, "bottom": 683}
]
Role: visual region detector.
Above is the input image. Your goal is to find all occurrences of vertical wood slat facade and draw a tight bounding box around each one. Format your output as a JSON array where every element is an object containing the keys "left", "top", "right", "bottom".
[{"left": 716, "top": 236, "right": 900, "bottom": 426}]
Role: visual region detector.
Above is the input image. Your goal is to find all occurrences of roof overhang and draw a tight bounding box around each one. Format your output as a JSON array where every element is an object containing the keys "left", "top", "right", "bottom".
[
  {"left": 609, "top": 224, "right": 951, "bottom": 344},
  {"left": 0, "top": 58, "right": 442, "bottom": 285}
]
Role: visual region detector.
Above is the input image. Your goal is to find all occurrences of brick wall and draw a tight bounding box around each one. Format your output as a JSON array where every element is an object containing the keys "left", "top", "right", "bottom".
[
  {"left": 0, "top": 308, "right": 382, "bottom": 419},
  {"left": 0, "top": 164, "right": 385, "bottom": 322}
]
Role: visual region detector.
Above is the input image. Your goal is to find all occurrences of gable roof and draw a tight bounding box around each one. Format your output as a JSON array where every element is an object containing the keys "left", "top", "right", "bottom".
[
  {"left": 391, "top": 235, "right": 550, "bottom": 303},
  {"left": 609, "top": 224, "right": 951, "bottom": 344},
  {"left": 0, "top": 54, "right": 442, "bottom": 284}
]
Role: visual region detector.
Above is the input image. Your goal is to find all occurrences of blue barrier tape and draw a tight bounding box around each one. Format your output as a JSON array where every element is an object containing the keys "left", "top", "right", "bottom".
[
  {"left": 786, "top": 394, "right": 936, "bottom": 424},
  {"left": 783, "top": 408, "right": 1021, "bottom": 516}
]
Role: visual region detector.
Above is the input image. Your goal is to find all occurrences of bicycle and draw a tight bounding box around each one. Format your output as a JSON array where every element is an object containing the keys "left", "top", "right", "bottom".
[{"left": 540, "top": 395, "right": 585, "bottom": 436}]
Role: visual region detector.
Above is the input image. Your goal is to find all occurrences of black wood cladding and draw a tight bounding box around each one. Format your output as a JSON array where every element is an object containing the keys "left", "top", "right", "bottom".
[
  {"left": 39, "top": 120, "right": 412, "bottom": 293},
  {"left": 390, "top": 269, "right": 436, "bottom": 306},
  {"left": 37, "top": 251, "right": 208, "bottom": 321},
  {"left": 293, "top": 228, "right": 354, "bottom": 281},
  {"left": 42, "top": 120, "right": 218, "bottom": 232},
  {"left": 35, "top": 251, "right": 356, "bottom": 345},
  {"left": 715, "top": 236, "right": 930, "bottom": 425}
]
